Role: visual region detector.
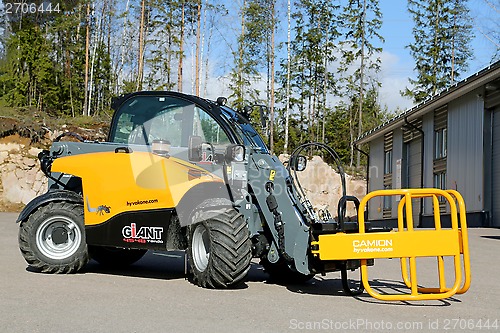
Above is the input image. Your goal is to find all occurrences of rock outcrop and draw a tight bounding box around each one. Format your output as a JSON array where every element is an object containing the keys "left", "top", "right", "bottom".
[
  {"left": 0, "top": 115, "right": 108, "bottom": 211},
  {"left": 0, "top": 142, "right": 47, "bottom": 209},
  {"left": 280, "top": 155, "right": 366, "bottom": 217}
]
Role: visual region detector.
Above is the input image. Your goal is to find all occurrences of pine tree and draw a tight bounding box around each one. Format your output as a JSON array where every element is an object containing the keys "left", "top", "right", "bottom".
[
  {"left": 147, "top": 0, "right": 183, "bottom": 91},
  {"left": 195, "top": 0, "right": 201, "bottom": 96},
  {"left": 228, "top": 0, "right": 266, "bottom": 112},
  {"left": 284, "top": 0, "right": 292, "bottom": 154},
  {"left": 478, "top": 0, "right": 499, "bottom": 61},
  {"left": 403, "top": 0, "right": 473, "bottom": 103},
  {"left": 83, "top": 2, "right": 91, "bottom": 116},
  {"left": 178, "top": 0, "right": 185, "bottom": 91},
  {"left": 0, "top": 2, "right": 82, "bottom": 113},
  {"left": 51, "top": 2, "right": 88, "bottom": 116},
  {"left": 278, "top": 0, "right": 340, "bottom": 145},
  {"left": 267, "top": 0, "right": 276, "bottom": 153},
  {"left": 325, "top": 85, "right": 388, "bottom": 166},
  {"left": 338, "top": 0, "right": 384, "bottom": 167},
  {"left": 137, "top": 0, "right": 147, "bottom": 90},
  {"left": 0, "top": 1, "right": 116, "bottom": 116}
]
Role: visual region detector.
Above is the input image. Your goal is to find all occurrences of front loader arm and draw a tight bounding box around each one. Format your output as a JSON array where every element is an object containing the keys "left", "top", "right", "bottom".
[{"left": 247, "top": 154, "right": 311, "bottom": 275}]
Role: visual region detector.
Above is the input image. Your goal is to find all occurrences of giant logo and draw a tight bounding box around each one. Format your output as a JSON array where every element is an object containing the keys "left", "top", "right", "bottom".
[{"left": 122, "top": 223, "right": 164, "bottom": 244}]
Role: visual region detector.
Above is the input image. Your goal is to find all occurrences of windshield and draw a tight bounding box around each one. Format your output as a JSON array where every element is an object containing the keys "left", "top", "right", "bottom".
[{"left": 220, "top": 107, "right": 269, "bottom": 154}]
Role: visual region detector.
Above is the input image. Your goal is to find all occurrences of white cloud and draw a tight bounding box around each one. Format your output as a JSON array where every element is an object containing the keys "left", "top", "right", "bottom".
[
  {"left": 378, "top": 51, "right": 415, "bottom": 113},
  {"left": 379, "top": 75, "right": 414, "bottom": 113}
]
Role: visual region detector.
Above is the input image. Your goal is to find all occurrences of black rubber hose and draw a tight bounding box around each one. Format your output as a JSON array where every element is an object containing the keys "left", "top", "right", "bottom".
[{"left": 287, "top": 142, "right": 347, "bottom": 199}]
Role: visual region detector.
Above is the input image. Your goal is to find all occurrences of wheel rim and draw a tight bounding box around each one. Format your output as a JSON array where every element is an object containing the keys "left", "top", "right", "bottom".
[
  {"left": 192, "top": 224, "right": 210, "bottom": 272},
  {"left": 35, "top": 215, "right": 82, "bottom": 260}
]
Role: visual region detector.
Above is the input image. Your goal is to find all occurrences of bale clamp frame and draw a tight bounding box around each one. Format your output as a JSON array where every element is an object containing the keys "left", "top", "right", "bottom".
[{"left": 311, "top": 188, "right": 470, "bottom": 301}]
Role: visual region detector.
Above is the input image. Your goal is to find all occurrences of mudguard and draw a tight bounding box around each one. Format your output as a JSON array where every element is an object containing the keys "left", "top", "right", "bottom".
[{"left": 16, "top": 190, "right": 83, "bottom": 223}]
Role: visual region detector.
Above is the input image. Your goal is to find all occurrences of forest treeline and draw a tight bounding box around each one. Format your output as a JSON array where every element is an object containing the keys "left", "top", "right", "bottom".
[{"left": 0, "top": 0, "right": 487, "bottom": 167}]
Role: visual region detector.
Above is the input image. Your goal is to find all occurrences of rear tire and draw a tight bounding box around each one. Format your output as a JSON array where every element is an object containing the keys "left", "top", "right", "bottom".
[
  {"left": 18, "top": 201, "right": 89, "bottom": 273},
  {"left": 187, "top": 208, "right": 251, "bottom": 288},
  {"left": 89, "top": 246, "right": 147, "bottom": 267},
  {"left": 261, "top": 257, "right": 315, "bottom": 284}
]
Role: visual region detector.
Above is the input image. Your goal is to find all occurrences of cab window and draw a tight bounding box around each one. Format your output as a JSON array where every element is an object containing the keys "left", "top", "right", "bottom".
[{"left": 110, "top": 95, "right": 230, "bottom": 148}]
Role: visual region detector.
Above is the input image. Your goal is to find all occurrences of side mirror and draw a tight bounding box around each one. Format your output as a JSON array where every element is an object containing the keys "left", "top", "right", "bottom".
[
  {"left": 188, "top": 135, "right": 203, "bottom": 161},
  {"left": 291, "top": 155, "right": 307, "bottom": 171},
  {"left": 225, "top": 144, "right": 245, "bottom": 162},
  {"left": 242, "top": 106, "right": 253, "bottom": 119}
]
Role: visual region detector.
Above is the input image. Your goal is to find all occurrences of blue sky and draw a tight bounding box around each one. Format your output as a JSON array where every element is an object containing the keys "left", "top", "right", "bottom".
[
  {"left": 376, "top": 0, "right": 499, "bottom": 110},
  {"left": 379, "top": 0, "right": 498, "bottom": 75},
  {"left": 201, "top": 0, "right": 499, "bottom": 113},
  {"left": 378, "top": 1, "right": 414, "bottom": 75}
]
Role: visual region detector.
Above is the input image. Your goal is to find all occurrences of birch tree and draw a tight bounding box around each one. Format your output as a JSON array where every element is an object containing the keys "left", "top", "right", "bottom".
[{"left": 339, "top": 0, "right": 383, "bottom": 167}]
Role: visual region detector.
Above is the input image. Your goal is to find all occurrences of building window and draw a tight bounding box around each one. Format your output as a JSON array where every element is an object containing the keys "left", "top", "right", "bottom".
[
  {"left": 433, "top": 106, "right": 447, "bottom": 211},
  {"left": 434, "top": 128, "right": 447, "bottom": 159},
  {"left": 383, "top": 131, "right": 393, "bottom": 219},
  {"left": 433, "top": 172, "right": 447, "bottom": 189},
  {"left": 434, "top": 172, "right": 447, "bottom": 205},
  {"left": 383, "top": 185, "right": 392, "bottom": 210},
  {"left": 384, "top": 150, "right": 392, "bottom": 174}
]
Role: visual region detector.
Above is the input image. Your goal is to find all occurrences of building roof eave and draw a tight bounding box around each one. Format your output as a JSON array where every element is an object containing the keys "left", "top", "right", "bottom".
[{"left": 355, "top": 61, "right": 500, "bottom": 145}]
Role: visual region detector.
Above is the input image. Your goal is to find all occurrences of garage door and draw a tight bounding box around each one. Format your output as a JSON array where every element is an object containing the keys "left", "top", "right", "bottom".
[
  {"left": 405, "top": 138, "right": 422, "bottom": 225},
  {"left": 492, "top": 110, "right": 500, "bottom": 227}
]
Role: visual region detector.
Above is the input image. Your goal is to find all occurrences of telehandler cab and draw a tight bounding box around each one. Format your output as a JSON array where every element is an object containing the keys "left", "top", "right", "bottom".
[{"left": 17, "top": 91, "right": 470, "bottom": 301}]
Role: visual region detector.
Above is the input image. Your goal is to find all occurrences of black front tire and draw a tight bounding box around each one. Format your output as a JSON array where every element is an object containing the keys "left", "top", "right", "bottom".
[
  {"left": 18, "top": 201, "right": 89, "bottom": 273},
  {"left": 187, "top": 207, "right": 252, "bottom": 288},
  {"left": 89, "top": 246, "right": 147, "bottom": 267}
]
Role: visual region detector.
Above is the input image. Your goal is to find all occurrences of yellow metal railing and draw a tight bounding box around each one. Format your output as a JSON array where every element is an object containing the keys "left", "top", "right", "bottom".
[
  {"left": 398, "top": 190, "right": 471, "bottom": 296},
  {"left": 311, "top": 188, "right": 471, "bottom": 301}
]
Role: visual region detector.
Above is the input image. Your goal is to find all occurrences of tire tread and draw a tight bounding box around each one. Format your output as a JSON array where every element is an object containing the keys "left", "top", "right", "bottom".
[
  {"left": 18, "top": 201, "right": 89, "bottom": 274},
  {"left": 188, "top": 208, "right": 252, "bottom": 288}
]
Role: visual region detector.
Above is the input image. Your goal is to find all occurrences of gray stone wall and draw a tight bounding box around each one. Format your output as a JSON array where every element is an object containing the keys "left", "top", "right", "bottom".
[{"left": 0, "top": 143, "right": 47, "bottom": 206}]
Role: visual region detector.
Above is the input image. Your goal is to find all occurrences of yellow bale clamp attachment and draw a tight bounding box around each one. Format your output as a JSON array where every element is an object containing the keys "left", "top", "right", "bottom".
[{"left": 311, "top": 189, "right": 470, "bottom": 301}]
